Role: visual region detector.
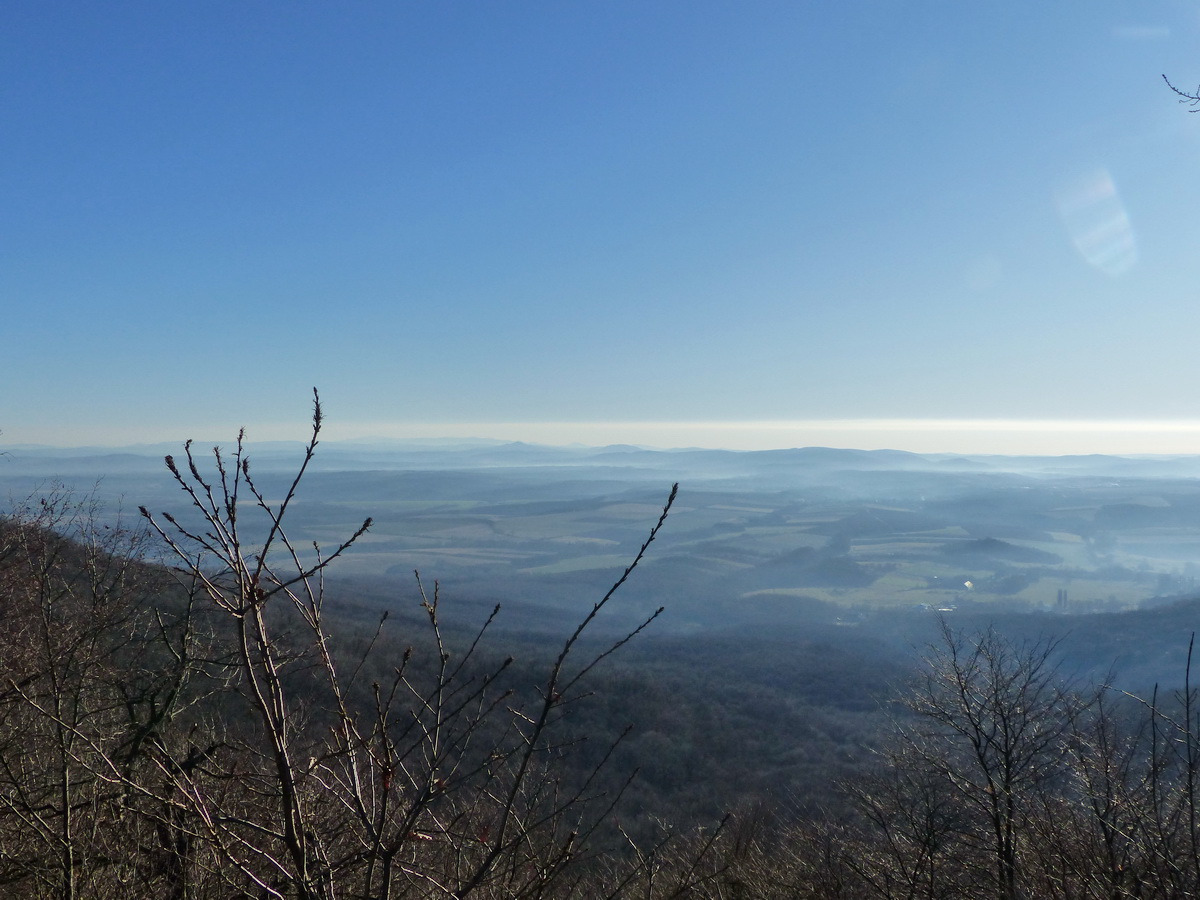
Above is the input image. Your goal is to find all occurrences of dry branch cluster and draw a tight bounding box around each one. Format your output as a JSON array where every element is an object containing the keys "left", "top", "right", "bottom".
[
  {"left": 11, "top": 395, "right": 1200, "bottom": 899},
  {"left": 709, "top": 626, "right": 1200, "bottom": 900},
  {"left": 0, "top": 395, "right": 724, "bottom": 900}
]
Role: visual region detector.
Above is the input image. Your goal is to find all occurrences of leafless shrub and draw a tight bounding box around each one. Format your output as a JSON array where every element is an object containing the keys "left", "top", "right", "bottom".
[{"left": 123, "top": 389, "right": 694, "bottom": 899}]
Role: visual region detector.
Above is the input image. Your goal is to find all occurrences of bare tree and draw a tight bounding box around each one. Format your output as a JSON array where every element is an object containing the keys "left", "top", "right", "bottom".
[
  {"left": 896, "top": 622, "right": 1079, "bottom": 900},
  {"left": 128, "top": 389, "right": 686, "bottom": 899},
  {"left": 0, "top": 487, "right": 205, "bottom": 899},
  {"left": 1163, "top": 74, "right": 1200, "bottom": 110},
  {"left": 843, "top": 745, "right": 980, "bottom": 900}
]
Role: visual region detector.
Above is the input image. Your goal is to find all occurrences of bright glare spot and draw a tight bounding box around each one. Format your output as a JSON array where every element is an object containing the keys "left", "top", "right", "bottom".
[{"left": 1054, "top": 168, "right": 1138, "bottom": 276}]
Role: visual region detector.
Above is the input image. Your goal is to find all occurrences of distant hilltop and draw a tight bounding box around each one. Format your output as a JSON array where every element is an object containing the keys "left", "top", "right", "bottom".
[{"left": 8, "top": 438, "right": 1200, "bottom": 481}]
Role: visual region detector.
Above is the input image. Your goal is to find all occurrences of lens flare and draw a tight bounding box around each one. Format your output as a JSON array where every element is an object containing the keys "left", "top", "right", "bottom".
[{"left": 1054, "top": 168, "right": 1137, "bottom": 276}]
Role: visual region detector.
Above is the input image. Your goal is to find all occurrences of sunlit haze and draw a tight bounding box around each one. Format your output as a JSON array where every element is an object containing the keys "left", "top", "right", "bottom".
[
  {"left": 347, "top": 419, "right": 1200, "bottom": 456},
  {"left": 5, "top": 4, "right": 1200, "bottom": 456},
  {"left": 14, "top": 418, "right": 1200, "bottom": 458}
]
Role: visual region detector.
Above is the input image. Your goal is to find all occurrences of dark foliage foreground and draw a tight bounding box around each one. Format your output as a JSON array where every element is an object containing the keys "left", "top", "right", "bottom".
[
  {"left": 5, "top": 395, "right": 1200, "bottom": 899},
  {"left": 0, "top": 396, "right": 727, "bottom": 899}
]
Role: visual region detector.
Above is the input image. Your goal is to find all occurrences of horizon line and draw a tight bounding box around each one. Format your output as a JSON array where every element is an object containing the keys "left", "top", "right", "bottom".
[
  {"left": 12, "top": 418, "right": 1200, "bottom": 457},
  {"left": 335, "top": 418, "right": 1200, "bottom": 455}
]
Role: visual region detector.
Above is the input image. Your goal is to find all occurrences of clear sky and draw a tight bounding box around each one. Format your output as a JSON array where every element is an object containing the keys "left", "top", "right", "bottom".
[{"left": 5, "top": 2, "right": 1200, "bottom": 454}]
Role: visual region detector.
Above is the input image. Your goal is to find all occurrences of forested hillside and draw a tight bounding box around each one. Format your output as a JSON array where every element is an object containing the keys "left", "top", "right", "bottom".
[{"left": 6, "top": 404, "right": 1200, "bottom": 898}]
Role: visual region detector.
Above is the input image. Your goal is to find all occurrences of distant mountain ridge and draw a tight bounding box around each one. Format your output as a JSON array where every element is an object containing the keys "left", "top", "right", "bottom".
[
  {"left": 9, "top": 437, "right": 1200, "bottom": 480},
  {"left": 7, "top": 433, "right": 1200, "bottom": 643}
]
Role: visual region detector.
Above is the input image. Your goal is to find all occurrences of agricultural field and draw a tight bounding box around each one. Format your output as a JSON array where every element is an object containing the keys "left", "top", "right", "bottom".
[{"left": 6, "top": 441, "right": 1200, "bottom": 631}]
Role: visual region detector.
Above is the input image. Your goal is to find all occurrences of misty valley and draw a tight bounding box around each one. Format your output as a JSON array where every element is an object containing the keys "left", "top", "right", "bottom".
[
  {"left": 10, "top": 438, "right": 1200, "bottom": 689},
  {"left": 11, "top": 439, "right": 1200, "bottom": 623},
  {"left": 8, "top": 436, "right": 1200, "bottom": 896}
]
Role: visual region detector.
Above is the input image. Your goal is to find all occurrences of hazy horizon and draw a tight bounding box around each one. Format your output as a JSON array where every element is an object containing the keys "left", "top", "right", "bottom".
[{"left": 11, "top": 417, "right": 1200, "bottom": 457}]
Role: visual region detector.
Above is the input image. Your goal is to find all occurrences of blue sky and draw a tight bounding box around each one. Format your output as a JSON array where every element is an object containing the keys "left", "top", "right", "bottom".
[{"left": 5, "top": 2, "right": 1200, "bottom": 453}]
